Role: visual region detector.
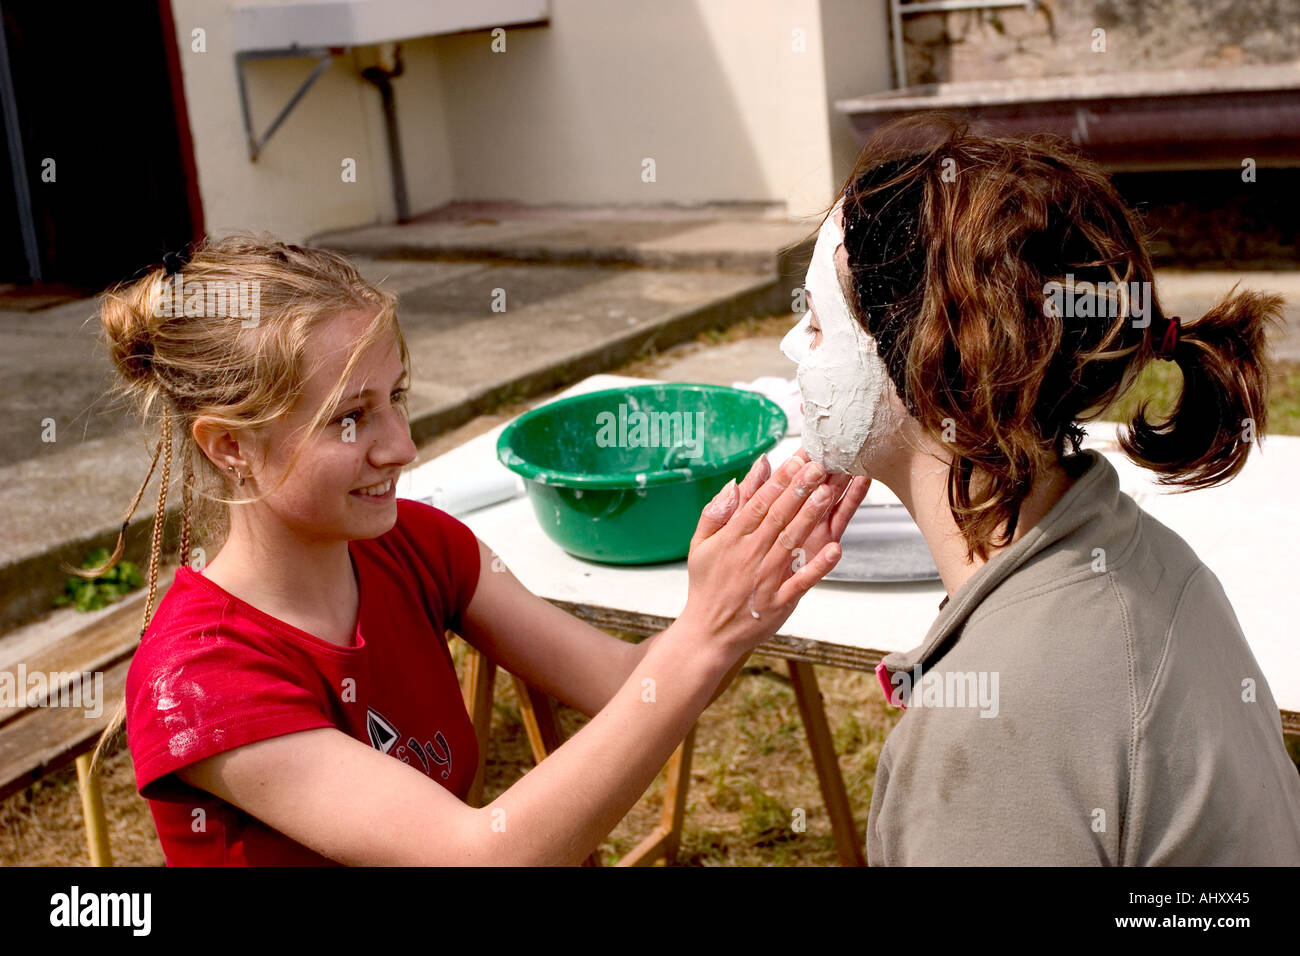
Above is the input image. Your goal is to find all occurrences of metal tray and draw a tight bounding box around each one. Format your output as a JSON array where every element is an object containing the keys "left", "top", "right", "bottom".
[{"left": 821, "top": 503, "right": 941, "bottom": 583}]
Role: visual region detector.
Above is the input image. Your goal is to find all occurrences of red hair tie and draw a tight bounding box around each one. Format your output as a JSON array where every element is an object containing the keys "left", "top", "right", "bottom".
[{"left": 1154, "top": 315, "right": 1180, "bottom": 360}]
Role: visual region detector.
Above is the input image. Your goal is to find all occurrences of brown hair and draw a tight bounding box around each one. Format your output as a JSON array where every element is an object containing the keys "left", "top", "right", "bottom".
[
  {"left": 84, "top": 232, "right": 406, "bottom": 774},
  {"left": 830, "top": 114, "right": 1282, "bottom": 561}
]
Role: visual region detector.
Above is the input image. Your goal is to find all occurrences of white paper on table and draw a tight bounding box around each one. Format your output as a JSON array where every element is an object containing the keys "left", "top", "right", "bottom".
[
  {"left": 396, "top": 455, "right": 524, "bottom": 516},
  {"left": 731, "top": 375, "right": 803, "bottom": 436}
]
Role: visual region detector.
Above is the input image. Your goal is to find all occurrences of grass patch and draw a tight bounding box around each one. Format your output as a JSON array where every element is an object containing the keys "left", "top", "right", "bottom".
[
  {"left": 1267, "top": 361, "right": 1300, "bottom": 435},
  {"left": 1097, "top": 359, "right": 1300, "bottom": 437}
]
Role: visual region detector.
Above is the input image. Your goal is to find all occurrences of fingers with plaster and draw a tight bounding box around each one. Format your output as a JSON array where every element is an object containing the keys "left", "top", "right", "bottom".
[
  {"left": 699, "top": 453, "right": 769, "bottom": 525},
  {"left": 683, "top": 451, "right": 845, "bottom": 656},
  {"left": 739, "top": 452, "right": 772, "bottom": 502},
  {"left": 768, "top": 473, "right": 847, "bottom": 606},
  {"left": 699, "top": 453, "right": 846, "bottom": 568},
  {"left": 701, "top": 479, "right": 738, "bottom": 520},
  {"left": 795, "top": 445, "right": 864, "bottom": 515},
  {"left": 829, "top": 475, "right": 871, "bottom": 537},
  {"left": 740, "top": 455, "right": 845, "bottom": 619},
  {"left": 745, "top": 457, "right": 832, "bottom": 555}
]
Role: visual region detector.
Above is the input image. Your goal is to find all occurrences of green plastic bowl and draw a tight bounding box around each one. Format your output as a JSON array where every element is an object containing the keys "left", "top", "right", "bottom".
[{"left": 497, "top": 384, "right": 788, "bottom": 564}]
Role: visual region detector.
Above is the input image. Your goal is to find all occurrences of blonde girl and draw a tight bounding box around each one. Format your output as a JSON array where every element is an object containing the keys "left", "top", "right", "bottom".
[{"left": 90, "top": 235, "right": 868, "bottom": 865}]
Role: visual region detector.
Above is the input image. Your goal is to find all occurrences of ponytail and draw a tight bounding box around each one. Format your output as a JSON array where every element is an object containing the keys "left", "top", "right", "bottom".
[{"left": 1119, "top": 287, "right": 1284, "bottom": 490}]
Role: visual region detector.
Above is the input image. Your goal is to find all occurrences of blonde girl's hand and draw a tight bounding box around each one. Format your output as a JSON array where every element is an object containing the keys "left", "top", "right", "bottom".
[
  {"left": 680, "top": 452, "right": 852, "bottom": 657},
  {"left": 700, "top": 450, "right": 868, "bottom": 569},
  {"left": 783, "top": 447, "right": 871, "bottom": 569}
]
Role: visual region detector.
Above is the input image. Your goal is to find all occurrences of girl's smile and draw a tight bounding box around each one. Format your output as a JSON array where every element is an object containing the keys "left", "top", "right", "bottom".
[{"left": 350, "top": 477, "right": 397, "bottom": 500}]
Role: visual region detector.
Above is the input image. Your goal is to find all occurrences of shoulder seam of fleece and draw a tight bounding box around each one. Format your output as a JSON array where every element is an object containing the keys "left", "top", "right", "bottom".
[
  {"left": 1112, "top": 557, "right": 1201, "bottom": 866},
  {"left": 1109, "top": 571, "right": 1138, "bottom": 866},
  {"left": 1136, "top": 560, "right": 1204, "bottom": 724}
]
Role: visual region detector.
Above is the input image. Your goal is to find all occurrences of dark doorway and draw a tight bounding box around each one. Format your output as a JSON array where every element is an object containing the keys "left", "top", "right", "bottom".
[{"left": 0, "top": 0, "right": 201, "bottom": 294}]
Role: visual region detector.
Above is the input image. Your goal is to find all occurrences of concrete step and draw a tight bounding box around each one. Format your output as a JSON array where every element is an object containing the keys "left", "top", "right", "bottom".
[{"left": 314, "top": 201, "right": 814, "bottom": 274}]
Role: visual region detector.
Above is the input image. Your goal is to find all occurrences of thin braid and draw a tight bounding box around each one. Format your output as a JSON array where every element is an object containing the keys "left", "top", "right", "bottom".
[
  {"left": 178, "top": 457, "right": 194, "bottom": 570},
  {"left": 89, "top": 425, "right": 171, "bottom": 778},
  {"left": 82, "top": 421, "right": 166, "bottom": 578},
  {"left": 139, "top": 410, "right": 173, "bottom": 638}
]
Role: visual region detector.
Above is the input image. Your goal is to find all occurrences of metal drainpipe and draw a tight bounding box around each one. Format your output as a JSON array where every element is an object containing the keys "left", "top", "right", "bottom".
[
  {"left": 0, "top": 8, "right": 41, "bottom": 282},
  {"left": 362, "top": 44, "right": 410, "bottom": 224}
]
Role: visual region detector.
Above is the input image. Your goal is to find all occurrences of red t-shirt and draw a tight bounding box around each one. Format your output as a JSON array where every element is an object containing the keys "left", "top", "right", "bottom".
[{"left": 125, "top": 499, "right": 483, "bottom": 865}]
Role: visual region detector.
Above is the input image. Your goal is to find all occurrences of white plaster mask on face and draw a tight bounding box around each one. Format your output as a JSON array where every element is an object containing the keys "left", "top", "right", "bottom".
[{"left": 779, "top": 200, "right": 894, "bottom": 474}]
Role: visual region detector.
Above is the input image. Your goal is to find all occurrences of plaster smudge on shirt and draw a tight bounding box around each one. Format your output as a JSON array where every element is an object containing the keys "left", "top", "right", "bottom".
[
  {"left": 150, "top": 665, "right": 211, "bottom": 759},
  {"left": 153, "top": 666, "right": 206, "bottom": 711},
  {"left": 151, "top": 666, "right": 185, "bottom": 711},
  {"left": 168, "top": 728, "right": 201, "bottom": 758},
  {"left": 167, "top": 723, "right": 223, "bottom": 759}
]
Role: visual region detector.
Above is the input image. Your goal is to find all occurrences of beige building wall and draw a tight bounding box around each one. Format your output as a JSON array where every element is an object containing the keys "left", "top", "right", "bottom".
[
  {"left": 170, "top": 0, "right": 890, "bottom": 239},
  {"left": 820, "top": 0, "right": 895, "bottom": 193},
  {"left": 170, "top": 0, "right": 455, "bottom": 239}
]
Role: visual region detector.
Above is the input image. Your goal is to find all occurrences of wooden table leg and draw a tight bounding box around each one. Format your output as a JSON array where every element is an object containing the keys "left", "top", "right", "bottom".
[
  {"left": 616, "top": 725, "right": 696, "bottom": 867},
  {"left": 509, "top": 674, "right": 602, "bottom": 867},
  {"left": 459, "top": 640, "right": 690, "bottom": 867},
  {"left": 511, "top": 674, "right": 561, "bottom": 760},
  {"left": 787, "top": 659, "right": 865, "bottom": 867},
  {"left": 657, "top": 722, "right": 695, "bottom": 864},
  {"left": 75, "top": 751, "right": 113, "bottom": 867},
  {"left": 459, "top": 643, "right": 497, "bottom": 809}
]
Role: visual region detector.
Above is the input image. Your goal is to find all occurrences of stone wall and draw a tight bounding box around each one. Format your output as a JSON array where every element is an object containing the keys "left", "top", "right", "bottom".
[{"left": 902, "top": 0, "right": 1300, "bottom": 85}]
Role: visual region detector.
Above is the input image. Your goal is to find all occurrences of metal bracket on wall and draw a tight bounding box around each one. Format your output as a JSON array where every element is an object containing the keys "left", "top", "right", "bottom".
[{"left": 235, "top": 46, "right": 344, "bottom": 161}]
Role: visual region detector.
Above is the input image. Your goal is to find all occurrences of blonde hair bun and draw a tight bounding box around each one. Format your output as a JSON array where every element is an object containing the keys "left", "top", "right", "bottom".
[{"left": 100, "top": 286, "right": 159, "bottom": 385}]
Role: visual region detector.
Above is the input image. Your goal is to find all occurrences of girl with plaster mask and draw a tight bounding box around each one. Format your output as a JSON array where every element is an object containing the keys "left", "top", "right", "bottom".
[
  {"left": 790, "top": 116, "right": 1300, "bottom": 866},
  {"left": 779, "top": 198, "right": 903, "bottom": 475}
]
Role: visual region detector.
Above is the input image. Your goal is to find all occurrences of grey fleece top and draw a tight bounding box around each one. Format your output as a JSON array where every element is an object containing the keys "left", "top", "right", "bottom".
[{"left": 866, "top": 449, "right": 1300, "bottom": 865}]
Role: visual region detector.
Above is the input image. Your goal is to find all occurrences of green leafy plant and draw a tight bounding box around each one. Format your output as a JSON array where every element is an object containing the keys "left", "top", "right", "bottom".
[{"left": 52, "top": 548, "right": 144, "bottom": 612}]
